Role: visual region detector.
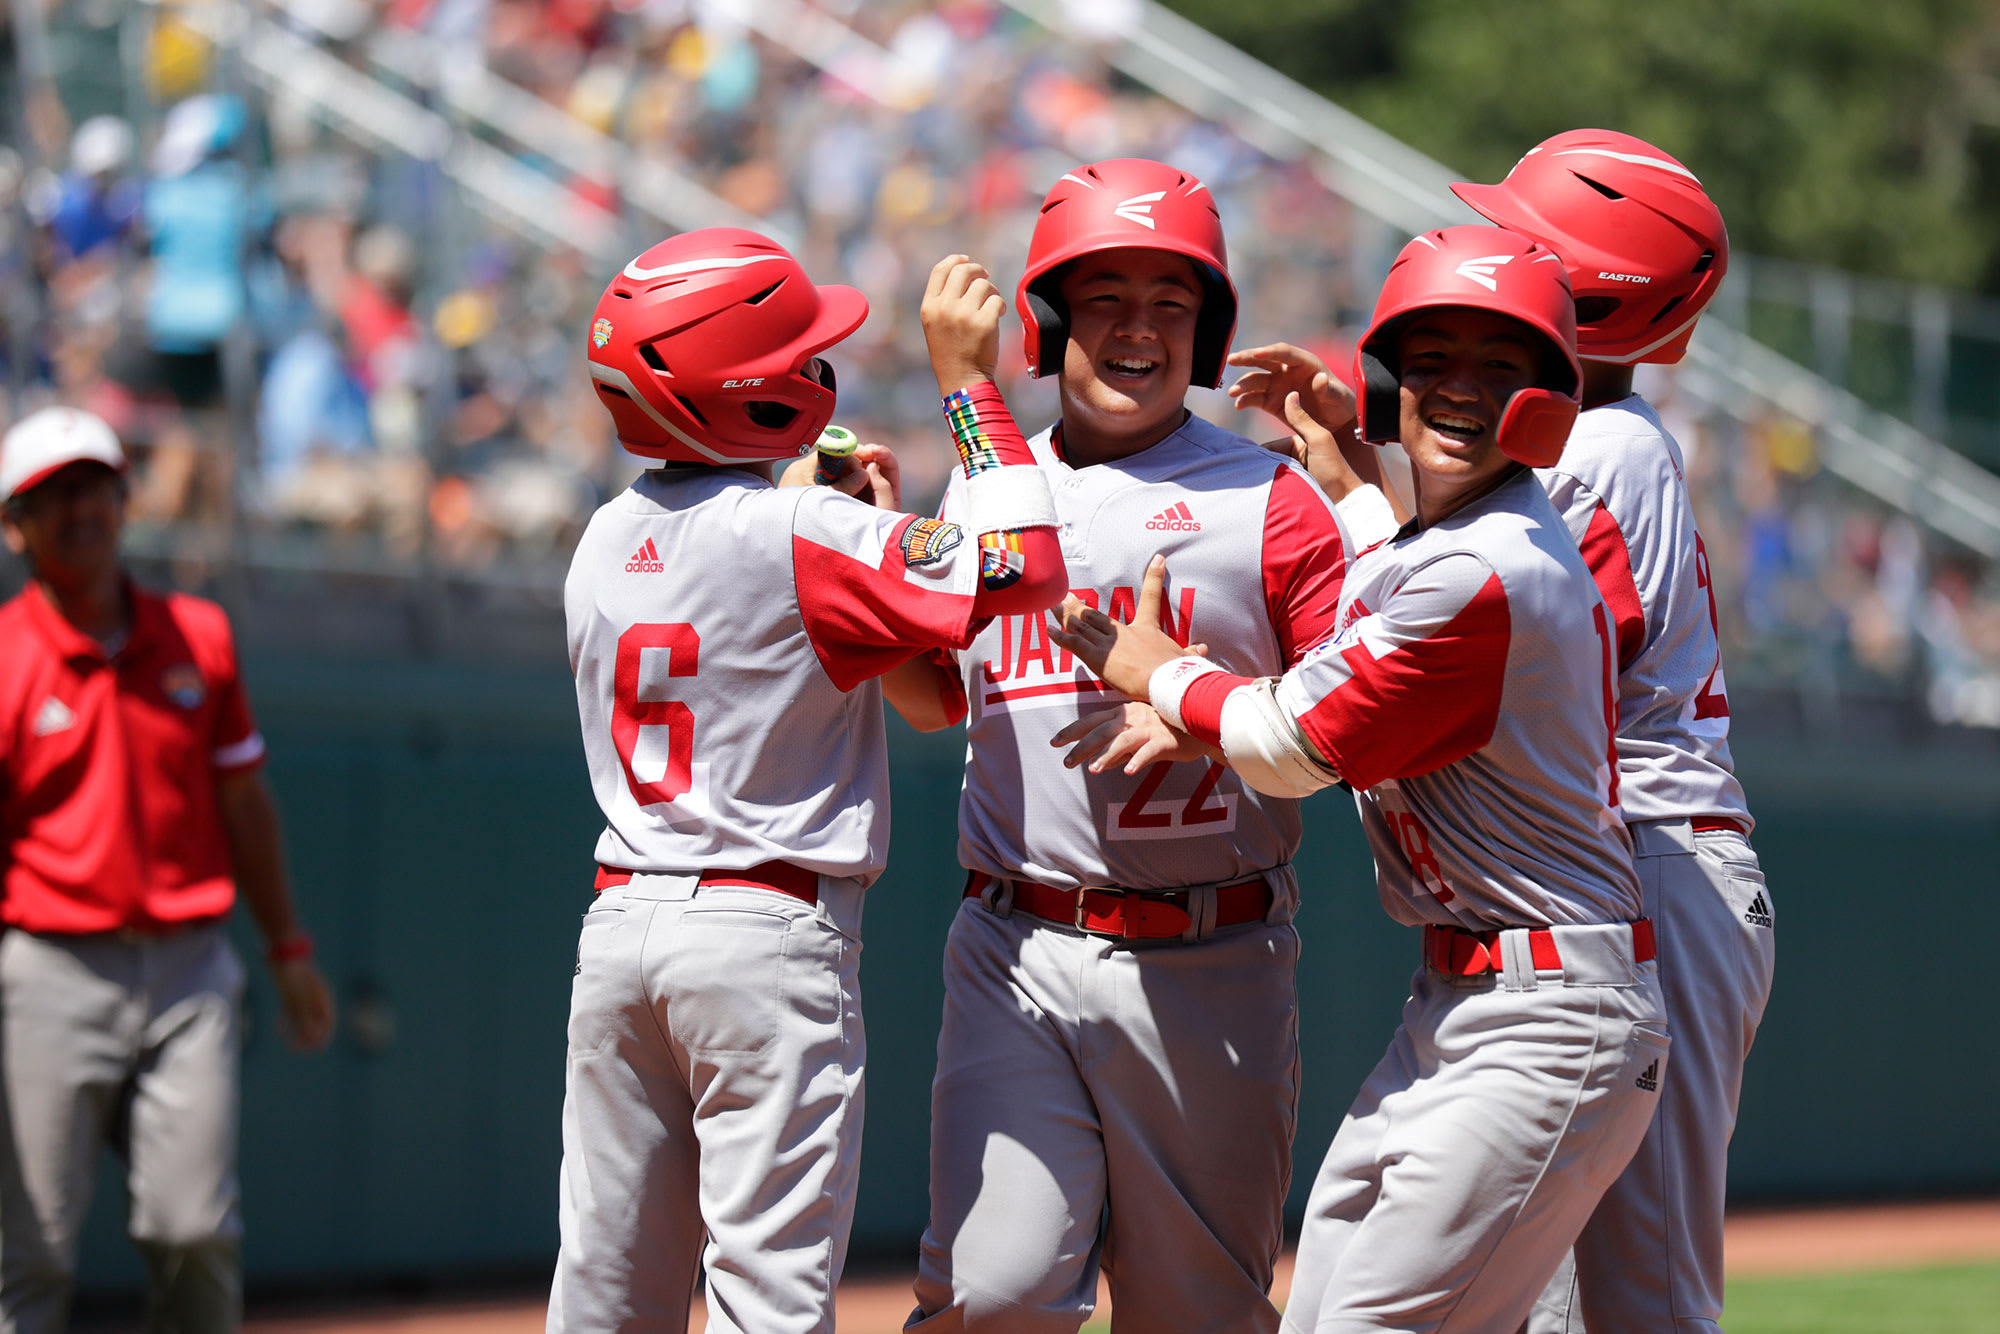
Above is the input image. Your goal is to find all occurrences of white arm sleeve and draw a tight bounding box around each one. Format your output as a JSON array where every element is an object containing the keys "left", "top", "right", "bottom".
[
  {"left": 1146, "top": 656, "right": 1224, "bottom": 733},
  {"left": 963, "top": 466, "right": 1057, "bottom": 535},
  {"left": 1217, "top": 678, "right": 1342, "bottom": 799},
  {"left": 1335, "top": 483, "right": 1400, "bottom": 549}
]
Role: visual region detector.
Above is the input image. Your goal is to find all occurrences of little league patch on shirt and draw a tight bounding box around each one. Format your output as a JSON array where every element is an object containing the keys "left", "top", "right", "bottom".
[
  {"left": 160, "top": 664, "right": 207, "bottom": 710},
  {"left": 900, "top": 518, "right": 963, "bottom": 568}
]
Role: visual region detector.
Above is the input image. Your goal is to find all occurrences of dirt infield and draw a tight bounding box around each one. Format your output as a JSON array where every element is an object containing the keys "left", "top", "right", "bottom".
[{"left": 222, "top": 1199, "right": 2000, "bottom": 1333}]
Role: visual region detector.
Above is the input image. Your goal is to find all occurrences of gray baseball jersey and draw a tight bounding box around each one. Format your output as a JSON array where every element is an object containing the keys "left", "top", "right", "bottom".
[
  {"left": 566, "top": 467, "right": 983, "bottom": 891},
  {"left": 909, "top": 414, "right": 1356, "bottom": 1333},
  {"left": 1527, "top": 396, "right": 1776, "bottom": 1334},
  {"left": 1535, "top": 396, "right": 1751, "bottom": 827},
  {"left": 553, "top": 465, "right": 1013, "bottom": 1334},
  {"left": 939, "top": 414, "right": 1355, "bottom": 891},
  {"left": 1266, "top": 468, "right": 1666, "bottom": 1334},
  {"left": 1277, "top": 468, "right": 1641, "bottom": 929}
]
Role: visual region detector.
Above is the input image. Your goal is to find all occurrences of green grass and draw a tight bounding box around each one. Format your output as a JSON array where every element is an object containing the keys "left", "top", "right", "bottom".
[
  {"left": 1076, "top": 1261, "right": 2000, "bottom": 1333},
  {"left": 1725, "top": 1261, "right": 2000, "bottom": 1334}
]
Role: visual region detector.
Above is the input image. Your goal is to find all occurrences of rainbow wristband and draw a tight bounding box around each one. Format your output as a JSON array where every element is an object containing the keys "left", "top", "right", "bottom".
[{"left": 942, "top": 382, "right": 1023, "bottom": 476}]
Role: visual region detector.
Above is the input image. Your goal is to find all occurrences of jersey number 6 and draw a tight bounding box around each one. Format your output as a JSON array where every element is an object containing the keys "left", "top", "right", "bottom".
[{"left": 613, "top": 622, "right": 701, "bottom": 806}]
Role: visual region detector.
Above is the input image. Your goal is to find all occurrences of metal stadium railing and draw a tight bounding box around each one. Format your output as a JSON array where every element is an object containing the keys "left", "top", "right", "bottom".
[{"left": 999, "top": 0, "right": 2000, "bottom": 559}]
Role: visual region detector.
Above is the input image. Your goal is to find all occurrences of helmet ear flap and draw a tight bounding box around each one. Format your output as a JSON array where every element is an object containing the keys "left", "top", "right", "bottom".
[
  {"left": 1025, "top": 285, "right": 1067, "bottom": 379},
  {"left": 1494, "top": 389, "right": 1578, "bottom": 467},
  {"left": 1354, "top": 348, "right": 1402, "bottom": 445}
]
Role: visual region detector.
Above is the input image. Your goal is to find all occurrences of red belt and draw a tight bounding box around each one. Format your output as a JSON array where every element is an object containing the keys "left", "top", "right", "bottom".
[
  {"left": 594, "top": 861, "right": 819, "bottom": 905},
  {"left": 1691, "top": 816, "right": 1748, "bottom": 835},
  {"left": 965, "top": 870, "right": 1272, "bottom": 941},
  {"left": 1424, "top": 918, "right": 1656, "bottom": 976}
]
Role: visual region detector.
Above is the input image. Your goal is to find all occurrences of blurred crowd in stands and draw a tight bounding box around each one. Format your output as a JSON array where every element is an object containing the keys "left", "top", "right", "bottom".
[{"left": 2, "top": 0, "right": 1997, "bottom": 725}]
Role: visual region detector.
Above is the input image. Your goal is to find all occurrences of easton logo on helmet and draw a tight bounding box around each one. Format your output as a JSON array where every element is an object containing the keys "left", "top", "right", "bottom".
[
  {"left": 1113, "top": 190, "right": 1168, "bottom": 229},
  {"left": 899, "top": 517, "right": 963, "bottom": 567},
  {"left": 1598, "top": 272, "right": 1652, "bottom": 284},
  {"left": 1454, "top": 254, "right": 1516, "bottom": 292},
  {"left": 592, "top": 318, "right": 614, "bottom": 348}
]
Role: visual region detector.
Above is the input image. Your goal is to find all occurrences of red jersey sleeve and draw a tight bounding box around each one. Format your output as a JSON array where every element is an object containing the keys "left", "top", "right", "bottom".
[
  {"left": 1261, "top": 464, "right": 1352, "bottom": 666},
  {"left": 172, "top": 595, "right": 266, "bottom": 773},
  {"left": 1575, "top": 496, "right": 1646, "bottom": 673},
  {"left": 794, "top": 500, "right": 980, "bottom": 691},
  {"left": 1277, "top": 553, "right": 1511, "bottom": 791}
]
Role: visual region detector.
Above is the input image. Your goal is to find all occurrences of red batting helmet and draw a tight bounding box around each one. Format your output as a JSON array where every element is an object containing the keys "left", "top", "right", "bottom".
[
  {"left": 1016, "top": 158, "right": 1237, "bottom": 387},
  {"left": 1451, "top": 129, "right": 1728, "bottom": 366},
  {"left": 586, "top": 228, "right": 868, "bottom": 465},
  {"left": 1354, "top": 225, "right": 1582, "bottom": 469}
]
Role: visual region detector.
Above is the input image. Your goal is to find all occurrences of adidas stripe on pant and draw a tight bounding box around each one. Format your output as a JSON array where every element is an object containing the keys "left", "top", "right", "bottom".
[{"left": 1527, "top": 820, "right": 1775, "bottom": 1334}]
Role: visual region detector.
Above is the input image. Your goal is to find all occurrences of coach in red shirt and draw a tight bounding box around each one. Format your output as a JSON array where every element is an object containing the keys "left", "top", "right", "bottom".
[{"left": 0, "top": 407, "right": 334, "bottom": 1332}]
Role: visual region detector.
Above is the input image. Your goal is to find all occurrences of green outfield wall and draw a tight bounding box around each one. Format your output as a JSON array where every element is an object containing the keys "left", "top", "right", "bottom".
[{"left": 69, "top": 651, "right": 2000, "bottom": 1291}]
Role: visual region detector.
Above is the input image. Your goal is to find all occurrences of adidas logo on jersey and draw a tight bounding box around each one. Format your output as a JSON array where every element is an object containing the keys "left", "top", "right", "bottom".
[
  {"left": 32, "top": 696, "right": 75, "bottom": 737},
  {"left": 1634, "top": 1059, "right": 1660, "bottom": 1092},
  {"left": 1145, "top": 502, "right": 1201, "bottom": 532},
  {"left": 1744, "top": 891, "right": 1773, "bottom": 928},
  {"left": 625, "top": 538, "right": 664, "bottom": 574}
]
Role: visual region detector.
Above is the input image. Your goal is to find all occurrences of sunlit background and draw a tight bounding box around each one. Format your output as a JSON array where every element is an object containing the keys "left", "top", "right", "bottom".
[{"left": 2, "top": 1, "right": 1995, "bottom": 1328}]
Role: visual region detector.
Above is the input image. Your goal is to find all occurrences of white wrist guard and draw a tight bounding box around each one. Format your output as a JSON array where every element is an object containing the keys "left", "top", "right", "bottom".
[
  {"left": 1147, "top": 656, "right": 1225, "bottom": 733},
  {"left": 1218, "top": 679, "right": 1341, "bottom": 799},
  {"left": 1335, "top": 483, "right": 1400, "bottom": 549},
  {"left": 964, "top": 466, "right": 1057, "bottom": 535}
]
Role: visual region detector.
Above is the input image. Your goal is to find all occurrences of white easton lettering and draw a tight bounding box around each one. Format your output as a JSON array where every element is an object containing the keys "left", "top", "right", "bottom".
[
  {"left": 1454, "top": 254, "right": 1516, "bottom": 292},
  {"left": 1598, "top": 272, "right": 1652, "bottom": 284},
  {"left": 1114, "top": 190, "right": 1168, "bottom": 229}
]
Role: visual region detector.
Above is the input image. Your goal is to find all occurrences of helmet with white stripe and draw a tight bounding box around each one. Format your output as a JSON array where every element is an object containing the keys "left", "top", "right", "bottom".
[
  {"left": 1451, "top": 129, "right": 1728, "bottom": 366},
  {"left": 586, "top": 228, "right": 868, "bottom": 465},
  {"left": 1354, "top": 225, "right": 1582, "bottom": 468},
  {"left": 1017, "top": 159, "right": 1237, "bottom": 387}
]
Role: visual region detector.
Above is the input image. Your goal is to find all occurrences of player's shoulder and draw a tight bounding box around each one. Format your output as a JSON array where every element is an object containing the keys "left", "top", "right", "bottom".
[
  {"left": 0, "top": 590, "right": 41, "bottom": 692},
  {"left": 1431, "top": 472, "right": 1574, "bottom": 570},
  {"left": 1155, "top": 414, "right": 1295, "bottom": 489},
  {"left": 1549, "top": 395, "right": 1681, "bottom": 481},
  {"left": 0, "top": 586, "right": 35, "bottom": 632},
  {"left": 145, "top": 587, "right": 242, "bottom": 679},
  {"left": 155, "top": 588, "right": 236, "bottom": 648}
]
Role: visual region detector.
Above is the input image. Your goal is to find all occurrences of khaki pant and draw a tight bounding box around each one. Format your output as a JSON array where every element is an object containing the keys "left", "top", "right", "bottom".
[
  {"left": 1527, "top": 823, "right": 1777, "bottom": 1334},
  {"left": 1284, "top": 923, "right": 1668, "bottom": 1334},
  {"left": 547, "top": 875, "right": 866, "bottom": 1334},
  {"left": 909, "top": 881, "right": 1301, "bottom": 1334},
  {"left": 0, "top": 924, "right": 245, "bottom": 1334}
]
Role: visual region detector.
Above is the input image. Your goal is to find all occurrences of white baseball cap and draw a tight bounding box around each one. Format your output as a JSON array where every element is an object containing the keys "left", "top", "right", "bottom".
[
  {"left": 70, "top": 116, "right": 134, "bottom": 178},
  {"left": 1, "top": 407, "right": 128, "bottom": 501}
]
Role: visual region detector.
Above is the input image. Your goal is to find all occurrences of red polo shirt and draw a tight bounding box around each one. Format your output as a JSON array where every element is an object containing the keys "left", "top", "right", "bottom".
[{"left": 0, "top": 582, "right": 265, "bottom": 934}]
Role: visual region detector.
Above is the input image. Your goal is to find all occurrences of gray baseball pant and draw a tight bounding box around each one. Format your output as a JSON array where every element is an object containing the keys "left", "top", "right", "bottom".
[
  {"left": 1525, "top": 822, "right": 1776, "bottom": 1334},
  {"left": 0, "top": 924, "right": 245, "bottom": 1334},
  {"left": 547, "top": 874, "right": 865, "bottom": 1334},
  {"left": 907, "top": 879, "right": 1300, "bottom": 1333},
  {"left": 1283, "top": 922, "right": 1668, "bottom": 1334}
]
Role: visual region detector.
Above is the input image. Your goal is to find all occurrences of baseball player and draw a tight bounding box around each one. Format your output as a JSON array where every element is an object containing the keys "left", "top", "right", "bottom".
[
  {"left": 0, "top": 406, "right": 335, "bottom": 1333},
  {"left": 887, "top": 158, "right": 1382, "bottom": 1334},
  {"left": 1053, "top": 225, "right": 1669, "bottom": 1333},
  {"left": 1452, "top": 130, "right": 1774, "bottom": 1334},
  {"left": 549, "top": 230, "right": 1067, "bottom": 1333}
]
